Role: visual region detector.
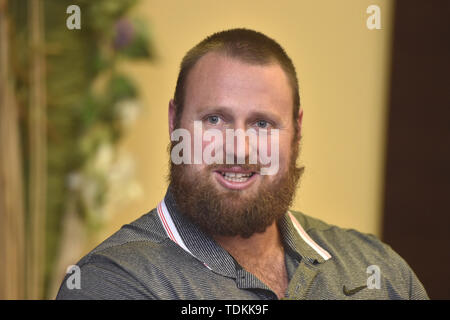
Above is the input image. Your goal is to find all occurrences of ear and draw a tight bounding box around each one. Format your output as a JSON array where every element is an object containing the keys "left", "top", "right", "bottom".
[
  {"left": 168, "top": 99, "right": 177, "bottom": 136},
  {"left": 296, "top": 107, "right": 303, "bottom": 140}
]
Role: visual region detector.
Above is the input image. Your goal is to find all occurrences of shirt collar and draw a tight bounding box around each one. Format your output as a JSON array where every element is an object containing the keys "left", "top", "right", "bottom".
[
  {"left": 278, "top": 211, "right": 332, "bottom": 264},
  {"left": 163, "top": 189, "right": 237, "bottom": 278},
  {"left": 159, "top": 187, "right": 332, "bottom": 278}
]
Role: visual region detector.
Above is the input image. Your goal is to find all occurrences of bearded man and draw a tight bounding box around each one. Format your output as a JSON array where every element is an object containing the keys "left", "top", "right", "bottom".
[{"left": 56, "top": 28, "right": 428, "bottom": 300}]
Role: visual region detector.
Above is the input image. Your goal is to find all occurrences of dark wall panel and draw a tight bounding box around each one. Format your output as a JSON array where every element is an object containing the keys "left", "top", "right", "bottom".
[{"left": 382, "top": 0, "right": 450, "bottom": 299}]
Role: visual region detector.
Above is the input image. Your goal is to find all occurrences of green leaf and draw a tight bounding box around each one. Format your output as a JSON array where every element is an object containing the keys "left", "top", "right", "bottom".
[{"left": 107, "top": 74, "right": 137, "bottom": 101}]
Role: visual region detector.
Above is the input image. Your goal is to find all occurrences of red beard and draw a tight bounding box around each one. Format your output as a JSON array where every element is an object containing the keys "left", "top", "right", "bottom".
[{"left": 168, "top": 141, "right": 303, "bottom": 238}]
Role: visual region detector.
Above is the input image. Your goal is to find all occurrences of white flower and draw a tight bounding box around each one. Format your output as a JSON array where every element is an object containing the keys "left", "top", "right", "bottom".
[
  {"left": 115, "top": 99, "right": 141, "bottom": 128},
  {"left": 104, "top": 152, "right": 143, "bottom": 216},
  {"left": 67, "top": 172, "right": 83, "bottom": 191},
  {"left": 93, "top": 143, "right": 114, "bottom": 173}
]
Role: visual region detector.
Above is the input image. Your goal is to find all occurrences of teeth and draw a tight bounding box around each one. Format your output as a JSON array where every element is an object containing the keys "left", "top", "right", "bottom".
[{"left": 221, "top": 172, "right": 253, "bottom": 183}]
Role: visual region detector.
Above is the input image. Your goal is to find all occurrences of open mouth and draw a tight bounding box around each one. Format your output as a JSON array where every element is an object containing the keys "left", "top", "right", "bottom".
[
  {"left": 219, "top": 171, "right": 255, "bottom": 183},
  {"left": 213, "top": 168, "right": 259, "bottom": 190}
]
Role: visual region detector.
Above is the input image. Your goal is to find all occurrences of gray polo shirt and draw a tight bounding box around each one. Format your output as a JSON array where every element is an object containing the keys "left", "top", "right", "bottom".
[{"left": 56, "top": 189, "right": 429, "bottom": 300}]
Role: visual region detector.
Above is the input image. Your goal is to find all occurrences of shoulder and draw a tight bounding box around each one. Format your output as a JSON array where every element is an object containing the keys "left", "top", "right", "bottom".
[
  {"left": 289, "top": 210, "right": 429, "bottom": 299},
  {"left": 290, "top": 209, "right": 396, "bottom": 260},
  {"left": 291, "top": 210, "right": 388, "bottom": 256},
  {"left": 87, "top": 208, "right": 166, "bottom": 256},
  {"left": 78, "top": 208, "right": 172, "bottom": 272},
  {"left": 56, "top": 208, "right": 174, "bottom": 299}
]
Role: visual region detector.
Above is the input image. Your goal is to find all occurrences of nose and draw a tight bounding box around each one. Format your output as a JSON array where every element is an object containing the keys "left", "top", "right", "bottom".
[{"left": 223, "top": 123, "right": 256, "bottom": 165}]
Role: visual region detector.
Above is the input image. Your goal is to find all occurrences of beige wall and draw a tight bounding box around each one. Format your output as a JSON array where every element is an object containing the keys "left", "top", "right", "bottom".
[{"left": 98, "top": 0, "right": 394, "bottom": 245}]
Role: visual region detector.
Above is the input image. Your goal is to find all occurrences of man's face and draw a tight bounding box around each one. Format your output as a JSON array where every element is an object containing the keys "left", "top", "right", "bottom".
[{"left": 169, "top": 52, "right": 303, "bottom": 238}]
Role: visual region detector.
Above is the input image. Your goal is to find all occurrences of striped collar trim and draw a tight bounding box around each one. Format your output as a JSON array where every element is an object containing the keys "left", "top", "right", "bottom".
[
  {"left": 157, "top": 200, "right": 212, "bottom": 270},
  {"left": 157, "top": 198, "right": 332, "bottom": 269},
  {"left": 288, "top": 212, "right": 332, "bottom": 261}
]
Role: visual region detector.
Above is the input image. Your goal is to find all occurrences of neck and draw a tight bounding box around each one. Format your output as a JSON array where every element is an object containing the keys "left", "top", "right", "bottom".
[{"left": 213, "top": 222, "right": 284, "bottom": 261}]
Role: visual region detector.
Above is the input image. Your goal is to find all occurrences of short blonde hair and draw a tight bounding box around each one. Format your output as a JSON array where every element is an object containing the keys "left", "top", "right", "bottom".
[{"left": 173, "top": 28, "right": 301, "bottom": 135}]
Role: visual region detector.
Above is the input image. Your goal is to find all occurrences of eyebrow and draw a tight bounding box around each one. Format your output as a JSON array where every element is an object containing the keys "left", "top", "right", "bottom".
[
  {"left": 196, "top": 106, "right": 233, "bottom": 118},
  {"left": 196, "top": 105, "right": 284, "bottom": 124}
]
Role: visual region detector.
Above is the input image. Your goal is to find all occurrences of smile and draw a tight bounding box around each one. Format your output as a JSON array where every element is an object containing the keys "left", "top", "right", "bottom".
[
  {"left": 220, "top": 172, "right": 254, "bottom": 182},
  {"left": 213, "top": 168, "right": 259, "bottom": 190}
]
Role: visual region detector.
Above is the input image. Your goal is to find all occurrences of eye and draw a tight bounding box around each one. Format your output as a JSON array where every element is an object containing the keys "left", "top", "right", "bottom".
[
  {"left": 207, "top": 115, "right": 220, "bottom": 125},
  {"left": 255, "top": 120, "right": 269, "bottom": 128}
]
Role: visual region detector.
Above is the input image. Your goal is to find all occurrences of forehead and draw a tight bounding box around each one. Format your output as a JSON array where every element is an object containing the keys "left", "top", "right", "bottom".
[{"left": 183, "top": 52, "right": 293, "bottom": 119}]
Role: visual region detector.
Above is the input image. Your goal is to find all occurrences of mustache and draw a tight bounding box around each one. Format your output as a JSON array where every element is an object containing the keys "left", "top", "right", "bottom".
[{"left": 207, "top": 163, "right": 262, "bottom": 172}]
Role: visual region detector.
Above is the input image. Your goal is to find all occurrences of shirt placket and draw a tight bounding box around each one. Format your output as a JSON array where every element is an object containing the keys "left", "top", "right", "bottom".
[{"left": 285, "top": 259, "right": 322, "bottom": 300}]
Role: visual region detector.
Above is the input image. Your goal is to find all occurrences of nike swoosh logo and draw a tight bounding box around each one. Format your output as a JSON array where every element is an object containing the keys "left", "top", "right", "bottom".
[{"left": 342, "top": 285, "right": 368, "bottom": 296}]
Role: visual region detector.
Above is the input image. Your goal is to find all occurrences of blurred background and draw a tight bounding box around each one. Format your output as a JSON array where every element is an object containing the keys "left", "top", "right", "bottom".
[{"left": 0, "top": 0, "right": 448, "bottom": 299}]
